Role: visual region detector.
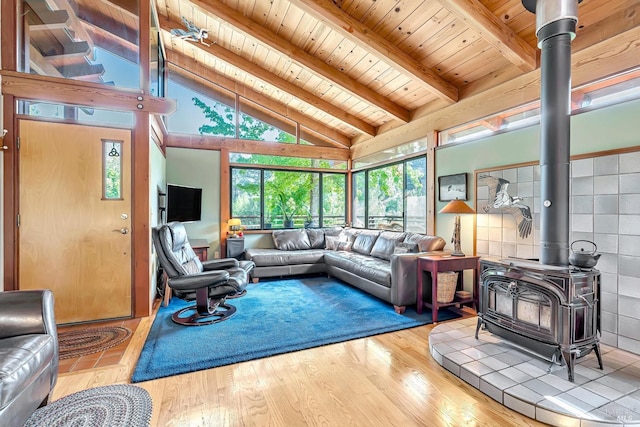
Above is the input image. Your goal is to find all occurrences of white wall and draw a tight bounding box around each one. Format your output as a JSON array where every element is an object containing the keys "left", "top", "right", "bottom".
[
  {"left": 166, "top": 147, "right": 221, "bottom": 258},
  {"left": 149, "top": 140, "right": 166, "bottom": 298}
]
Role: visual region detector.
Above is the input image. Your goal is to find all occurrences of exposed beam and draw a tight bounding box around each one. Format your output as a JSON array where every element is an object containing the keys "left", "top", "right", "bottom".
[
  {"left": 79, "top": 19, "right": 138, "bottom": 64},
  {"left": 167, "top": 133, "right": 350, "bottom": 161},
  {"left": 438, "top": 0, "right": 538, "bottom": 72},
  {"left": 166, "top": 53, "right": 351, "bottom": 148},
  {"left": 159, "top": 15, "right": 375, "bottom": 136},
  {"left": 289, "top": 0, "right": 458, "bottom": 103},
  {"left": 0, "top": 70, "right": 176, "bottom": 115},
  {"left": 189, "top": 0, "right": 410, "bottom": 123}
]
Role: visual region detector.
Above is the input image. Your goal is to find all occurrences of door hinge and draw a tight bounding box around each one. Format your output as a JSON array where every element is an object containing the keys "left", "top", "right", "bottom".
[
  {"left": 16, "top": 214, "right": 20, "bottom": 228},
  {"left": 16, "top": 136, "right": 20, "bottom": 150}
]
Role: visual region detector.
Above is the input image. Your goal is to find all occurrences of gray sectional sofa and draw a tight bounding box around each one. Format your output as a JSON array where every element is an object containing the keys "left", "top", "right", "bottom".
[{"left": 244, "top": 227, "right": 446, "bottom": 313}]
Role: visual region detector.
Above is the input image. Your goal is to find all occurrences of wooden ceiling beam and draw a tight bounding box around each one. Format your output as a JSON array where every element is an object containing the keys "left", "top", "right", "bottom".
[
  {"left": 166, "top": 133, "right": 350, "bottom": 161},
  {"left": 0, "top": 70, "right": 176, "bottom": 115},
  {"left": 289, "top": 0, "right": 459, "bottom": 103},
  {"left": 159, "top": 15, "right": 375, "bottom": 136},
  {"left": 166, "top": 52, "right": 351, "bottom": 148},
  {"left": 437, "top": 0, "right": 537, "bottom": 72},
  {"left": 188, "top": 0, "right": 410, "bottom": 123}
]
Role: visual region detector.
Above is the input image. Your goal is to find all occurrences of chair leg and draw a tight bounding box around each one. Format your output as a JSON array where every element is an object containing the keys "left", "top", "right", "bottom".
[
  {"left": 171, "top": 287, "right": 237, "bottom": 326},
  {"left": 162, "top": 272, "right": 172, "bottom": 307}
]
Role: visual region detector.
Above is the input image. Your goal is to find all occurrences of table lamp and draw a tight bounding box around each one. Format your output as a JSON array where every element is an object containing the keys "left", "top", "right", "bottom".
[
  {"left": 439, "top": 199, "right": 475, "bottom": 257},
  {"left": 228, "top": 218, "right": 242, "bottom": 238}
]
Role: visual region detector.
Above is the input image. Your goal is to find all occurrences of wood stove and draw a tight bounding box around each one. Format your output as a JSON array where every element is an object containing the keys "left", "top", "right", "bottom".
[
  {"left": 474, "top": 0, "right": 604, "bottom": 383},
  {"left": 476, "top": 258, "right": 601, "bottom": 381}
]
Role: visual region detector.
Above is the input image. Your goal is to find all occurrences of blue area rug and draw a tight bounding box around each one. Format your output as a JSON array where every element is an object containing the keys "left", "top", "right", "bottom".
[{"left": 132, "top": 276, "right": 460, "bottom": 383}]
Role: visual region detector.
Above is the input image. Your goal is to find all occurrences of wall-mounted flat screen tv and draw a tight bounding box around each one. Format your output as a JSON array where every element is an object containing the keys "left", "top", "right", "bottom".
[{"left": 166, "top": 184, "right": 202, "bottom": 222}]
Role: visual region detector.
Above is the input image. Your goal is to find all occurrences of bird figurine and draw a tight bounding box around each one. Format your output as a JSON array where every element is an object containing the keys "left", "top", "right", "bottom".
[
  {"left": 478, "top": 175, "right": 533, "bottom": 239},
  {"left": 170, "top": 17, "right": 211, "bottom": 47}
]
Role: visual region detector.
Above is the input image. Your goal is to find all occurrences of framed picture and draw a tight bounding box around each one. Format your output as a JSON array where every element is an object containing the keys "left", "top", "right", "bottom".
[{"left": 438, "top": 173, "right": 467, "bottom": 201}]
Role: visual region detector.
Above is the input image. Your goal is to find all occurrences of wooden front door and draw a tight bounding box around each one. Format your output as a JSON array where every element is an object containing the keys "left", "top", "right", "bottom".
[{"left": 18, "top": 120, "right": 132, "bottom": 324}]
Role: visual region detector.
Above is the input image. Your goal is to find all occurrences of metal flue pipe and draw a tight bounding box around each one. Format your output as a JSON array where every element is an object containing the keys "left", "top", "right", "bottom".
[{"left": 522, "top": 0, "right": 580, "bottom": 266}]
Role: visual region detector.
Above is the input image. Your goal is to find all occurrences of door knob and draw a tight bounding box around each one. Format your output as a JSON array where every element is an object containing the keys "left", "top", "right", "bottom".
[{"left": 113, "top": 227, "right": 129, "bottom": 234}]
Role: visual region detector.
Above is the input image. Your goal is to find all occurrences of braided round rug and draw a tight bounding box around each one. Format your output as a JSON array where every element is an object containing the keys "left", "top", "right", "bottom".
[
  {"left": 24, "top": 384, "right": 152, "bottom": 427},
  {"left": 58, "top": 327, "right": 132, "bottom": 359}
]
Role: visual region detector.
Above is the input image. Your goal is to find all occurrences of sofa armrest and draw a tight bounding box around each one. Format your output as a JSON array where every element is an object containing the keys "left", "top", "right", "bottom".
[
  {"left": 0, "top": 290, "right": 57, "bottom": 340},
  {"left": 202, "top": 258, "right": 239, "bottom": 271},
  {"left": 390, "top": 251, "right": 447, "bottom": 306},
  {"left": 0, "top": 289, "right": 58, "bottom": 388}
]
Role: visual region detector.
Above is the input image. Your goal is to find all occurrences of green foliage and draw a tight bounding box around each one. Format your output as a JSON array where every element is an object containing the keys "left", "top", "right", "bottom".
[{"left": 195, "top": 96, "right": 346, "bottom": 228}]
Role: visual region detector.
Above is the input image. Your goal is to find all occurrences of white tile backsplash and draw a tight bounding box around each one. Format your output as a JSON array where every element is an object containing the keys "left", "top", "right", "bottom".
[{"left": 477, "top": 152, "right": 640, "bottom": 356}]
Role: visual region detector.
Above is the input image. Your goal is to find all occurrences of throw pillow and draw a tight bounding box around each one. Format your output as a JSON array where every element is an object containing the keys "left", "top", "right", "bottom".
[
  {"left": 336, "top": 240, "right": 353, "bottom": 251},
  {"left": 325, "top": 236, "right": 339, "bottom": 250},
  {"left": 393, "top": 242, "right": 419, "bottom": 254}
]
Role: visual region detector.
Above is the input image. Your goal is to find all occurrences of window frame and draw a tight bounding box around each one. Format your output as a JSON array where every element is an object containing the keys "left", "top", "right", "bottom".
[
  {"left": 351, "top": 154, "right": 427, "bottom": 233},
  {"left": 230, "top": 165, "right": 347, "bottom": 231}
]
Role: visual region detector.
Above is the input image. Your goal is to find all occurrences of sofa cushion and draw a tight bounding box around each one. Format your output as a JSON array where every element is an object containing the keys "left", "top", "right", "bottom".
[
  {"left": 272, "top": 229, "right": 312, "bottom": 251},
  {"left": 0, "top": 335, "right": 55, "bottom": 409},
  {"left": 370, "top": 231, "right": 406, "bottom": 260},
  {"left": 245, "top": 248, "right": 325, "bottom": 266},
  {"left": 324, "top": 251, "right": 392, "bottom": 286},
  {"left": 404, "top": 233, "right": 446, "bottom": 252},
  {"left": 306, "top": 229, "right": 325, "bottom": 249},
  {"left": 352, "top": 230, "right": 381, "bottom": 255}
]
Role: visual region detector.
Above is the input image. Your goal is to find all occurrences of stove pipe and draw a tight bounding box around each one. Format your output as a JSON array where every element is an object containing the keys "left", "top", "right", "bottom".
[{"left": 522, "top": 0, "right": 580, "bottom": 266}]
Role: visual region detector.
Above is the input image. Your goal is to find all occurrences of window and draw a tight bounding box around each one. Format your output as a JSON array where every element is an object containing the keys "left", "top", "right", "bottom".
[
  {"left": 352, "top": 156, "right": 427, "bottom": 232},
  {"left": 231, "top": 166, "right": 346, "bottom": 230},
  {"left": 368, "top": 164, "right": 404, "bottom": 230},
  {"left": 168, "top": 74, "right": 236, "bottom": 135},
  {"left": 103, "top": 140, "right": 123, "bottom": 199},
  {"left": 439, "top": 68, "right": 640, "bottom": 146},
  {"left": 20, "top": 0, "right": 141, "bottom": 90}
]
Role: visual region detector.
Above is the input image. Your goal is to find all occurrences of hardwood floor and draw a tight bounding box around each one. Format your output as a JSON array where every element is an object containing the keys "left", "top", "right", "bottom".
[{"left": 53, "top": 303, "right": 545, "bottom": 426}]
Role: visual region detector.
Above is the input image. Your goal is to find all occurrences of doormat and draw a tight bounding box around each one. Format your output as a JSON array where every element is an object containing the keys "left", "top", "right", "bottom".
[{"left": 58, "top": 327, "right": 132, "bottom": 359}]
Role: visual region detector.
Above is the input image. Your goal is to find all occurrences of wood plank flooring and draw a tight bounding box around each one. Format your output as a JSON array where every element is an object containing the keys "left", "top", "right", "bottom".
[{"left": 53, "top": 302, "right": 545, "bottom": 426}]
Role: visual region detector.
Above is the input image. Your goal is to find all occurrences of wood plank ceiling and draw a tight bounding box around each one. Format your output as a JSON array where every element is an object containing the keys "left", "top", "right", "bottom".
[{"left": 153, "top": 0, "right": 640, "bottom": 149}]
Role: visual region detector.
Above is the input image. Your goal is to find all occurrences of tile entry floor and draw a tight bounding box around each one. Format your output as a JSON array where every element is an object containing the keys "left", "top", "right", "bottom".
[{"left": 430, "top": 317, "right": 640, "bottom": 426}]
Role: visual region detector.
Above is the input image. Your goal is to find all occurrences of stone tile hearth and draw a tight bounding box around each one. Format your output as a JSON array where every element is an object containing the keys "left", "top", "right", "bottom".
[{"left": 430, "top": 317, "right": 640, "bottom": 426}]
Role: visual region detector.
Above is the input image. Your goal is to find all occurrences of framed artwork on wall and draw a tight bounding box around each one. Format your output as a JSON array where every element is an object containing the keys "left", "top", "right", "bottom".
[{"left": 438, "top": 173, "right": 467, "bottom": 201}]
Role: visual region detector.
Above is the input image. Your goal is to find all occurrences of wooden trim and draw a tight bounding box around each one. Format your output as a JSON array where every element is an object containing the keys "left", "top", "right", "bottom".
[
  {"left": 426, "top": 131, "right": 437, "bottom": 236},
  {"left": 289, "top": 0, "right": 458, "bottom": 103},
  {"left": 139, "top": 0, "right": 151, "bottom": 95},
  {"left": 166, "top": 133, "right": 350, "bottom": 161},
  {"left": 1, "top": 1, "right": 17, "bottom": 71},
  {"left": 438, "top": 0, "right": 537, "bottom": 72},
  {"left": 187, "top": 0, "right": 410, "bottom": 123},
  {"left": 220, "top": 148, "right": 231, "bottom": 254},
  {"left": 132, "top": 111, "right": 151, "bottom": 318},
  {"left": 166, "top": 59, "right": 351, "bottom": 147},
  {"left": 158, "top": 15, "right": 375, "bottom": 136},
  {"left": 0, "top": 71, "right": 176, "bottom": 115},
  {"left": 2, "top": 95, "right": 17, "bottom": 291}
]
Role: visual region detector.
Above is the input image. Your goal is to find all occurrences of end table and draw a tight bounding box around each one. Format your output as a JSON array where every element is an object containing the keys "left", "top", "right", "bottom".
[{"left": 416, "top": 254, "right": 479, "bottom": 322}]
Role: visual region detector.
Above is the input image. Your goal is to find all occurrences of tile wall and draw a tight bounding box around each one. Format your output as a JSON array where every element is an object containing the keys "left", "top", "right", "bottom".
[{"left": 476, "top": 150, "right": 640, "bottom": 355}]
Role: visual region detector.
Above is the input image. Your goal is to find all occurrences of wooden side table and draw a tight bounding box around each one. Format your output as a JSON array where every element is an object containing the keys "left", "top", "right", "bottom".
[
  {"left": 416, "top": 255, "right": 479, "bottom": 322},
  {"left": 190, "top": 239, "right": 209, "bottom": 262}
]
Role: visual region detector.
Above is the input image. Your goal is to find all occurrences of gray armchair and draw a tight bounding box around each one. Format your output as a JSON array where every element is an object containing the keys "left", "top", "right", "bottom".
[
  {"left": 0, "top": 290, "right": 58, "bottom": 426},
  {"left": 152, "top": 222, "right": 254, "bottom": 326}
]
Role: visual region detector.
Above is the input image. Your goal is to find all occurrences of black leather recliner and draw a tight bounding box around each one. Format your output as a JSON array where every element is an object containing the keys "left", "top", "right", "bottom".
[
  {"left": 0, "top": 290, "right": 58, "bottom": 426},
  {"left": 152, "top": 222, "right": 254, "bottom": 326}
]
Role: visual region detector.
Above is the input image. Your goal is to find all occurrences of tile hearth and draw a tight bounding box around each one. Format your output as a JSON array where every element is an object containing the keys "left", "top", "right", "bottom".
[{"left": 430, "top": 317, "right": 640, "bottom": 426}]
